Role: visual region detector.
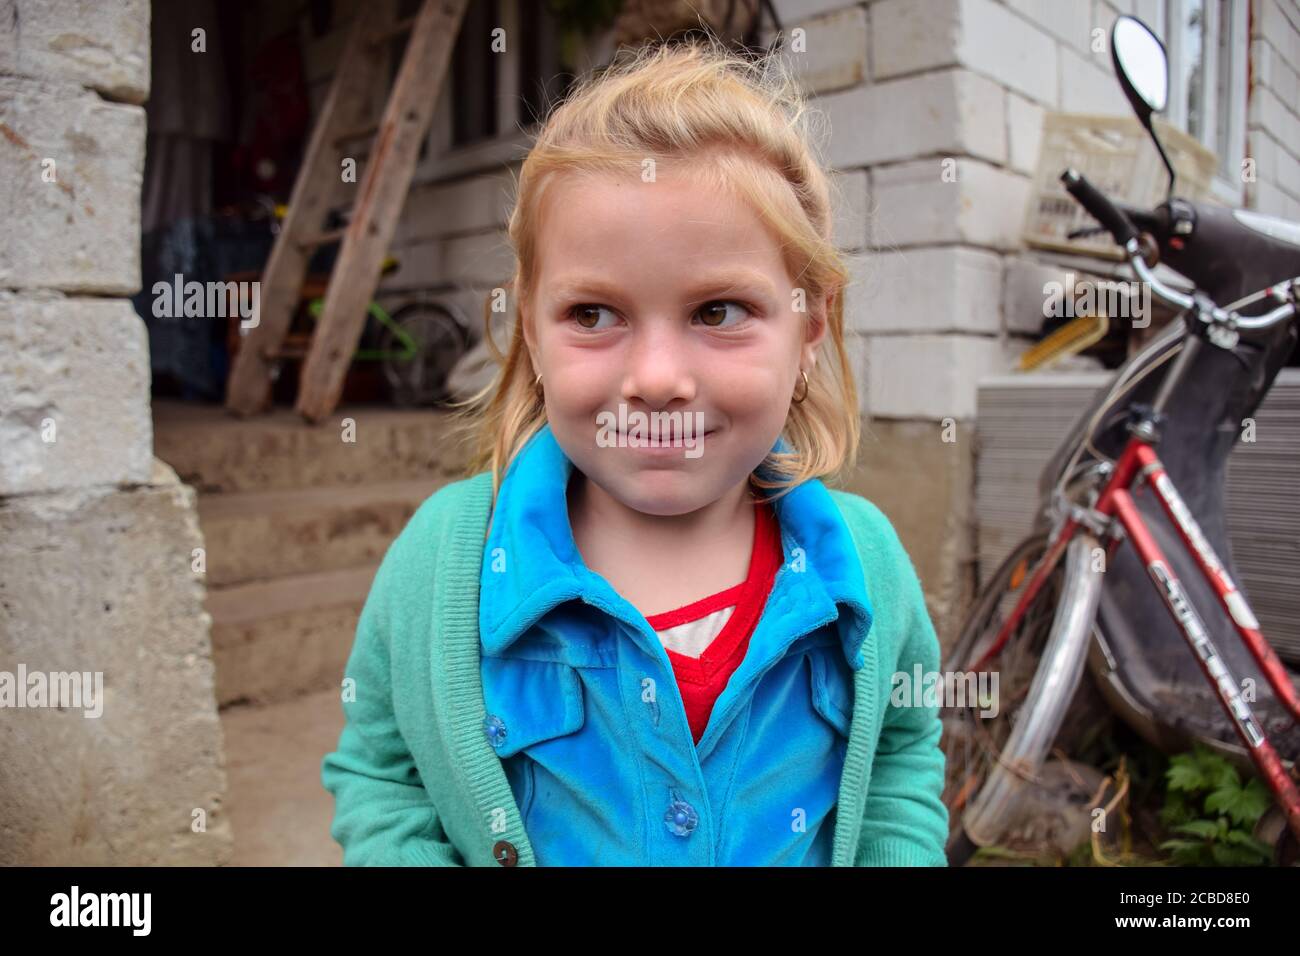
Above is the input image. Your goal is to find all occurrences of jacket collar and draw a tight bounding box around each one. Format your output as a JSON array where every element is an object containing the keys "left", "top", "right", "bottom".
[{"left": 479, "top": 422, "right": 873, "bottom": 670}]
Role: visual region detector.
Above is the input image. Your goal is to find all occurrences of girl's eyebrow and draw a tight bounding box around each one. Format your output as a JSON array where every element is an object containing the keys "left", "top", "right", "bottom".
[{"left": 548, "top": 269, "right": 778, "bottom": 306}]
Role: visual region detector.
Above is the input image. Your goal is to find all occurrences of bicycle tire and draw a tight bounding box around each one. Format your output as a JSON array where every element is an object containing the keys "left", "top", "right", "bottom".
[
  {"left": 943, "top": 530, "right": 1105, "bottom": 865},
  {"left": 379, "top": 302, "right": 471, "bottom": 407}
]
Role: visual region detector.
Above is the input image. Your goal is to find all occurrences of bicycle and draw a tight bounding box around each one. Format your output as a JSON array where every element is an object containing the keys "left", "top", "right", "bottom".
[{"left": 943, "top": 15, "right": 1300, "bottom": 867}]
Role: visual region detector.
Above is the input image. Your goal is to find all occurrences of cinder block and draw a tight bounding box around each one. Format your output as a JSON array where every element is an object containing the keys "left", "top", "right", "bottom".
[
  {"left": 1059, "top": 46, "right": 1130, "bottom": 116},
  {"left": 1273, "top": 147, "right": 1300, "bottom": 201},
  {"left": 1250, "top": 87, "right": 1300, "bottom": 149},
  {"left": 869, "top": 0, "right": 960, "bottom": 79},
  {"left": 1247, "top": 132, "right": 1279, "bottom": 187},
  {"left": 0, "top": 460, "right": 232, "bottom": 865},
  {"left": 1253, "top": 0, "right": 1300, "bottom": 51},
  {"left": 1007, "top": 0, "right": 1096, "bottom": 56},
  {"left": 772, "top": 0, "right": 855, "bottom": 23},
  {"left": 1275, "top": 49, "right": 1300, "bottom": 108},
  {"left": 0, "top": 292, "right": 152, "bottom": 496},
  {"left": 822, "top": 67, "right": 1006, "bottom": 167},
  {"left": 0, "top": 0, "right": 149, "bottom": 103},
  {"left": 844, "top": 245, "right": 1004, "bottom": 336},
  {"left": 1007, "top": 90, "right": 1045, "bottom": 176},
  {"left": 870, "top": 158, "right": 1033, "bottom": 250},
  {"left": 1095, "top": 0, "right": 1130, "bottom": 23},
  {"left": 857, "top": 332, "right": 1015, "bottom": 418},
  {"left": 1002, "top": 255, "right": 1073, "bottom": 335},
  {"left": 0, "top": 78, "right": 145, "bottom": 294},
  {"left": 1132, "top": 0, "right": 1164, "bottom": 31},
  {"left": 830, "top": 167, "right": 869, "bottom": 251},
  {"left": 778, "top": 4, "right": 868, "bottom": 96},
  {"left": 872, "top": 0, "right": 1059, "bottom": 106}
]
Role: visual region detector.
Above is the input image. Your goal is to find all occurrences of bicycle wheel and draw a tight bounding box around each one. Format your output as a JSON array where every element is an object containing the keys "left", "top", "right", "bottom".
[
  {"left": 379, "top": 301, "right": 470, "bottom": 407},
  {"left": 942, "top": 530, "right": 1108, "bottom": 864}
]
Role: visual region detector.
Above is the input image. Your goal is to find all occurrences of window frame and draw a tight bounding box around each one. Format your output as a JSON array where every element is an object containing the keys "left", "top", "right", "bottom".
[
  {"left": 1160, "top": 0, "right": 1250, "bottom": 205},
  {"left": 414, "top": 0, "right": 572, "bottom": 185}
]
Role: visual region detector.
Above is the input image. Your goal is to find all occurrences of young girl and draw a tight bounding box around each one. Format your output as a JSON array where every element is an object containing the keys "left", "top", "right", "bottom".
[{"left": 322, "top": 38, "right": 948, "bottom": 867}]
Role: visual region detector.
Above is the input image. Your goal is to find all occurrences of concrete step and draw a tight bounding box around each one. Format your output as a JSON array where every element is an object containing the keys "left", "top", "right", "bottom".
[
  {"left": 197, "top": 478, "right": 444, "bottom": 587},
  {"left": 220, "top": 687, "right": 344, "bottom": 865},
  {"left": 153, "top": 398, "right": 473, "bottom": 494},
  {"left": 206, "top": 563, "right": 378, "bottom": 708}
]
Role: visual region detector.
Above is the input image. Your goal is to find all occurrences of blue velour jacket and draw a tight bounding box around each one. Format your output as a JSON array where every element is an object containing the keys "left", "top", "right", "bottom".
[{"left": 480, "top": 423, "right": 873, "bottom": 864}]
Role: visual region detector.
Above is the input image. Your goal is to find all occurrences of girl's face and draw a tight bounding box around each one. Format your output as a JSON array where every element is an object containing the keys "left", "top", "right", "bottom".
[{"left": 522, "top": 165, "right": 829, "bottom": 518}]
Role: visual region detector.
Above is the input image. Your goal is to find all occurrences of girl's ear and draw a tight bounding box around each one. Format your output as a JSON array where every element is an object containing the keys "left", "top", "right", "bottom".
[
  {"left": 801, "top": 290, "right": 833, "bottom": 371},
  {"left": 520, "top": 299, "right": 539, "bottom": 370}
]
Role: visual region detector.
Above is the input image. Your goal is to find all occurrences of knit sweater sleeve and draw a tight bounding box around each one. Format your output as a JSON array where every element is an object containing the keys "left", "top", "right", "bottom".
[
  {"left": 320, "top": 511, "right": 465, "bottom": 867},
  {"left": 845, "top": 497, "right": 951, "bottom": 867}
]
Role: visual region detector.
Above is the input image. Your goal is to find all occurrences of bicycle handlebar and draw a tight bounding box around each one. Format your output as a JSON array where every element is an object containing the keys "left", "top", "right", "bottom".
[
  {"left": 1061, "top": 168, "right": 1138, "bottom": 248},
  {"left": 1060, "top": 168, "right": 1299, "bottom": 339}
]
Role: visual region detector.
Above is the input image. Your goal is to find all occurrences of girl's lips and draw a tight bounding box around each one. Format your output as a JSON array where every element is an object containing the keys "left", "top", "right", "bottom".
[{"left": 616, "top": 429, "right": 715, "bottom": 445}]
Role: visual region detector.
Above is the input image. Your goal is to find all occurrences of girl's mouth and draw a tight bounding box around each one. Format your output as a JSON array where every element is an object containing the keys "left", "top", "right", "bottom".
[{"left": 617, "top": 428, "right": 715, "bottom": 446}]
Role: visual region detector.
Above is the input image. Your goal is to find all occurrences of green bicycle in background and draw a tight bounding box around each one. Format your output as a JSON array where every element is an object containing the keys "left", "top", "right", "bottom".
[{"left": 303, "top": 255, "right": 471, "bottom": 407}]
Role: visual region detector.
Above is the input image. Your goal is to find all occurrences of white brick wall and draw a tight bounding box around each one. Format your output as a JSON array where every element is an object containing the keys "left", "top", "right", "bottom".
[
  {"left": 872, "top": 0, "right": 1060, "bottom": 106},
  {"left": 1006, "top": 90, "right": 1045, "bottom": 176},
  {"left": 854, "top": 332, "right": 1017, "bottom": 418},
  {"left": 830, "top": 168, "right": 871, "bottom": 250},
  {"left": 1247, "top": 1, "right": 1300, "bottom": 221},
  {"left": 845, "top": 245, "right": 1004, "bottom": 336},
  {"left": 870, "top": 159, "right": 1032, "bottom": 250},
  {"left": 780, "top": 4, "right": 868, "bottom": 95},
  {"left": 821, "top": 67, "right": 1007, "bottom": 168}
]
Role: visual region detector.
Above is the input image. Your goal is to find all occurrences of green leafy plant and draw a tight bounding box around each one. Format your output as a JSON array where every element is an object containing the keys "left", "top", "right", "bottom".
[{"left": 1157, "top": 744, "right": 1274, "bottom": 866}]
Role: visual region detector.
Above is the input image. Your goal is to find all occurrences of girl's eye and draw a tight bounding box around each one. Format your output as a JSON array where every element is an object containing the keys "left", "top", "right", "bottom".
[
  {"left": 695, "top": 300, "right": 751, "bottom": 329},
  {"left": 568, "top": 304, "right": 619, "bottom": 331},
  {"left": 566, "top": 300, "right": 752, "bottom": 331}
]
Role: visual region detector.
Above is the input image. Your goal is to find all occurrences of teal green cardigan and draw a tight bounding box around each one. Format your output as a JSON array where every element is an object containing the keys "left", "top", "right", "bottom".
[{"left": 320, "top": 470, "right": 949, "bottom": 866}]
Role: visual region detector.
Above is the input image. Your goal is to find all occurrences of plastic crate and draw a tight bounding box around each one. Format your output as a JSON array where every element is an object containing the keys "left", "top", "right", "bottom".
[{"left": 1023, "top": 112, "right": 1219, "bottom": 259}]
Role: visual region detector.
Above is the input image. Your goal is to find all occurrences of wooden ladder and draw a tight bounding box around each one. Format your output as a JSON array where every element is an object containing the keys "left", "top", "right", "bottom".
[{"left": 225, "top": 0, "right": 470, "bottom": 422}]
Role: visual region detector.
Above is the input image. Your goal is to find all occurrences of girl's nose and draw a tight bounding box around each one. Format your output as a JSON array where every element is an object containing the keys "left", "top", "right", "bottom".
[{"left": 621, "top": 326, "right": 697, "bottom": 407}]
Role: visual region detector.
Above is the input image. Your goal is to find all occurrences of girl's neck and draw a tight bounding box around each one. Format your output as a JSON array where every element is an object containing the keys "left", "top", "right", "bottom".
[{"left": 566, "top": 471, "right": 759, "bottom": 613}]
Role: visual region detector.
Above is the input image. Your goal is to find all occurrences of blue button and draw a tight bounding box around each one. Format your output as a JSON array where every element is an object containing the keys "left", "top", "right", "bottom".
[
  {"left": 483, "top": 714, "right": 507, "bottom": 748},
  {"left": 664, "top": 793, "right": 698, "bottom": 837}
]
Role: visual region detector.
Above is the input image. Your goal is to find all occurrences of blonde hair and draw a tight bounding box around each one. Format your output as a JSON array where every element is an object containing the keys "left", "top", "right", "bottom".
[{"left": 447, "top": 33, "right": 860, "bottom": 503}]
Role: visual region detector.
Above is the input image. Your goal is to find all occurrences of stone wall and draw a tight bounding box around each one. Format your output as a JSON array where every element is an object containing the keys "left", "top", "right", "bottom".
[{"left": 0, "top": 0, "right": 232, "bottom": 864}]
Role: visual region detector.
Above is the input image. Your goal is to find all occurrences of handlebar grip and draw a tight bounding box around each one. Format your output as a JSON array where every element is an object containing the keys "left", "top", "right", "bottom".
[{"left": 1060, "top": 169, "right": 1138, "bottom": 248}]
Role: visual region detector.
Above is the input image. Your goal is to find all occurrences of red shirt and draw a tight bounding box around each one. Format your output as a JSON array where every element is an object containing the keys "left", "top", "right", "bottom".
[{"left": 644, "top": 500, "right": 783, "bottom": 745}]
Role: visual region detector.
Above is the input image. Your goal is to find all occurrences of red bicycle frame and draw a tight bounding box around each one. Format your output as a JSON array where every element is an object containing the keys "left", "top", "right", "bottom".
[{"left": 969, "top": 410, "right": 1300, "bottom": 843}]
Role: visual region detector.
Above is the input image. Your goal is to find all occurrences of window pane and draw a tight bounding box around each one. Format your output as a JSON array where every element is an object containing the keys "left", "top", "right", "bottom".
[
  {"left": 518, "top": 1, "right": 574, "bottom": 128},
  {"left": 1179, "top": 0, "right": 1207, "bottom": 141},
  {"left": 451, "top": 0, "right": 499, "bottom": 146},
  {"left": 1215, "top": 0, "right": 1234, "bottom": 178}
]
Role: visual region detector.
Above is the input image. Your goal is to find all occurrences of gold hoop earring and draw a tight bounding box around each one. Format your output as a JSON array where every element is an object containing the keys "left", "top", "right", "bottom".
[
  {"left": 792, "top": 369, "right": 809, "bottom": 404},
  {"left": 534, "top": 372, "right": 543, "bottom": 390}
]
